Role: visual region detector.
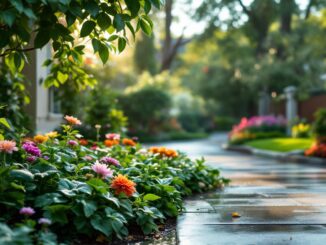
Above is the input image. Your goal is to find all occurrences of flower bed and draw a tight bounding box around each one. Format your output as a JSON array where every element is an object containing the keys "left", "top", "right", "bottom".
[
  {"left": 229, "top": 115, "right": 287, "bottom": 145},
  {"left": 0, "top": 116, "right": 227, "bottom": 244},
  {"left": 305, "top": 143, "right": 326, "bottom": 158}
]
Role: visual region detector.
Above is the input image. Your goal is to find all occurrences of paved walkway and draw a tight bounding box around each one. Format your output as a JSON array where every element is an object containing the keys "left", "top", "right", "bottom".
[{"left": 163, "top": 134, "right": 326, "bottom": 245}]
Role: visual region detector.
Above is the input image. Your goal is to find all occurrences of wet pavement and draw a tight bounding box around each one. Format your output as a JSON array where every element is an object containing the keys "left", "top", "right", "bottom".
[{"left": 159, "top": 134, "right": 326, "bottom": 244}]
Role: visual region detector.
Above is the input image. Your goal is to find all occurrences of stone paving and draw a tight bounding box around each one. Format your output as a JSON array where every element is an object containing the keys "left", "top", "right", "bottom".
[{"left": 162, "top": 134, "right": 326, "bottom": 245}]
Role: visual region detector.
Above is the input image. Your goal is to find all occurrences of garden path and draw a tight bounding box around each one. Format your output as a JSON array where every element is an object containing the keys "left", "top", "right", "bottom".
[{"left": 160, "top": 133, "right": 326, "bottom": 245}]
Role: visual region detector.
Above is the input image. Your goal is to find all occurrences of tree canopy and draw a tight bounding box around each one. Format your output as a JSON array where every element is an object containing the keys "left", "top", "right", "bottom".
[{"left": 0, "top": 0, "right": 162, "bottom": 89}]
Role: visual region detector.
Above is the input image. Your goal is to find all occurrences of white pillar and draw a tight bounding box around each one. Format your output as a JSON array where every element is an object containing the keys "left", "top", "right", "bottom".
[
  {"left": 284, "top": 86, "right": 297, "bottom": 135},
  {"left": 24, "top": 44, "right": 62, "bottom": 133}
]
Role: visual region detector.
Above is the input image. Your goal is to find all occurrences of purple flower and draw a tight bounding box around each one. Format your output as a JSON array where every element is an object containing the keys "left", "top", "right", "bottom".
[
  {"left": 22, "top": 142, "right": 41, "bottom": 157},
  {"left": 38, "top": 218, "right": 52, "bottom": 225},
  {"left": 132, "top": 137, "right": 139, "bottom": 142},
  {"left": 43, "top": 155, "right": 49, "bottom": 160},
  {"left": 68, "top": 140, "right": 78, "bottom": 146},
  {"left": 100, "top": 156, "right": 120, "bottom": 167},
  {"left": 19, "top": 207, "right": 35, "bottom": 216},
  {"left": 26, "top": 155, "right": 37, "bottom": 163},
  {"left": 92, "top": 161, "right": 114, "bottom": 179}
]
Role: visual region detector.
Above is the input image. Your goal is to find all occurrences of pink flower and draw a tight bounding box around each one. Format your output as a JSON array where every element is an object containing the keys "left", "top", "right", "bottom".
[
  {"left": 64, "top": 115, "right": 82, "bottom": 125},
  {"left": 84, "top": 155, "right": 93, "bottom": 161},
  {"left": 38, "top": 218, "right": 52, "bottom": 225},
  {"left": 100, "top": 156, "right": 120, "bottom": 167},
  {"left": 68, "top": 140, "right": 78, "bottom": 146},
  {"left": 26, "top": 155, "right": 37, "bottom": 163},
  {"left": 19, "top": 207, "right": 35, "bottom": 216},
  {"left": 0, "top": 140, "right": 18, "bottom": 154},
  {"left": 92, "top": 161, "right": 114, "bottom": 178},
  {"left": 105, "top": 133, "right": 120, "bottom": 141}
]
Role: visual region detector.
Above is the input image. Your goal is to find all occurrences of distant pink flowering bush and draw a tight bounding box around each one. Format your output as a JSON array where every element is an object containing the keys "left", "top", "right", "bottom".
[{"left": 229, "top": 115, "right": 287, "bottom": 144}]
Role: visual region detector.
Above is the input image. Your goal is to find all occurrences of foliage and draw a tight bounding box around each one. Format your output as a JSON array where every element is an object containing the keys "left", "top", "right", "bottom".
[
  {"left": 120, "top": 86, "right": 171, "bottom": 134},
  {"left": 246, "top": 138, "right": 314, "bottom": 153},
  {"left": 313, "top": 108, "right": 326, "bottom": 143},
  {"left": 0, "top": 116, "right": 227, "bottom": 243},
  {"left": 134, "top": 32, "right": 157, "bottom": 75},
  {"left": 291, "top": 123, "right": 311, "bottom": 138},
  {"left": 178, "top": 2, "right": 326, "bottom": 118},
  {"left": 229, "top": 115, "right": 287, "bottom": 144},
  {"left": 214, "top": 116, "right": 237, "bottom": 131},
  {"left": 0, "top": 0, "right": 161, "bottom": 89}
]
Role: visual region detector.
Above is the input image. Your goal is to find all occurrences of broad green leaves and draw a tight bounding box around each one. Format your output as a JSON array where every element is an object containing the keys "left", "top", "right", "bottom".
[
  {"left": 0, "top": 0, "right": 162, "bottom": 90},
  {"left": 80, "top": 20, "right": 96, "bottom": 37}
]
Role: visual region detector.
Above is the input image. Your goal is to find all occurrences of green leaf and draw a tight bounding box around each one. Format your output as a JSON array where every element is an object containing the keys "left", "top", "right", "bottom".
[
  {"left": 126, "top": 22, "right": 136, "bottom": 40},
  {"left": 1, "top": 9, "right": 16, "bottom": 27},
  {"left": 80, "top": 20, "right": 96, "bottom": 38},
  {"left": 92, "top": 38, "right": 101, "bottom": 53},
  {"left": 108, "top": 35, "right": 119, "bottom": 42},
  {"left": 11, "top": 0, "right": 24, "bottom": 13},
  {"left": 99, "top": 43, "right": 109, "bottom": 64},
  {"left": 57, "top": 71, "right": 69, "bottom": 84},
  {"left": 113, "top": 14, "right": 125, "bottom": 32},
  {"left": 143, "top": 193, "right": 161, "bottom": 201},
  {"left": 34, "top": 29, "right": 50, "bottom": 48},
  {"left": 144, "top": 0, "right": 152, "bottom": 14},
  {"left": 85, "top": 0, "right": 100, "bottom": 17},
  {"left": 118, "top": 38, "right": 126, "bottom": 53},
  {"left": 139, "top": 18, "right": 152, "bottom": 36},
  {"left": 91, "top": 214, "right": 113, "bottom": 236},
  {"left": 65, "top": 11, "right": 76, "bottom": 27},
  {"left": 150, "top": 0, "right": 161, "bottom": 9},
  {"left": 81, "top": 200, "right": 97, "bottom": 218},
  {"left": 97, "top": 12, "right": 111, "bottom": 30},
  {"left": 0, "top": 118, "right": 10, "bottom": 129},
  {"left": 10, "top": 169, "right": 34, "bottom": 182},
  {"left": 125, "top": 0, "right": 140, "bottom": 17}
]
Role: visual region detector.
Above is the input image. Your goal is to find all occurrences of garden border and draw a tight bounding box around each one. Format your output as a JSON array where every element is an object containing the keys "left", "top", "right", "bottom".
[{"left": 222, "top": 144, "right": 326, "bottom": 165}]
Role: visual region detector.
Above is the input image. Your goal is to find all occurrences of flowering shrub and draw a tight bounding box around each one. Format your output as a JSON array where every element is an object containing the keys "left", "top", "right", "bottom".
[
  {"left": 292, "top": 123, "right": 311, "bottom": 138},
  {"left": 0, "top": 116, "right": 227, "bottom": 243},
  {"left": 305, "top": 143, "right": 326, "bottom": 158},
  {"left": 229, "top": 115, "right": 287, "bottom": 144}
]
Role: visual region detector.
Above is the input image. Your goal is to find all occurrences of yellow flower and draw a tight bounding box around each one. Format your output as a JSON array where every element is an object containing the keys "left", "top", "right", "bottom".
[
  {"left": 45, "top": 131, "right": 58, "bottom": 138},
  {"left": 33, "top": 135, "right": 48, "bottom": 144}
]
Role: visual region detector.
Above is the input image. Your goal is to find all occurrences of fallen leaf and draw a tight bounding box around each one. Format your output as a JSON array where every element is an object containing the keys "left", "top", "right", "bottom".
[{"left": 232, "top": 212, "right": 241, "bottom": 218}]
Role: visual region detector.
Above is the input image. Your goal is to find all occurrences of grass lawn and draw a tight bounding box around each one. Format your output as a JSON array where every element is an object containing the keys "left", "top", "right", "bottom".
[{"left": 245, "top": 138, "right": 315, "bottom": 152}]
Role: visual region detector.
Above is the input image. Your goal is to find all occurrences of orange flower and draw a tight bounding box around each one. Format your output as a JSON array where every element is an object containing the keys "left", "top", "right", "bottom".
[
  {"left": 104, "top": 139, "right": 119, "bottom": 147},
  {"left": 79, "top": 139, "right": 89, "bottom": 146},
  {"left": 33, "top": 135, "right": 48, "bottom": 144},
  {"left": 165, "top": 149, "right": 178, "bottom": 158},
  {"left": 149, "top": 147, "right": 160, "bottom": 154},
  {"left": 122, "top": 138, "right": 136, "bottom": 147},
  {"left": 148, "top": 146, "right": 178, "bottom": 158},
  {"left": 111, "top": 175, "right": 136, "bottom": 197},
  {"left": 64, "top": 115, "right": 82, "bottom": 125}
]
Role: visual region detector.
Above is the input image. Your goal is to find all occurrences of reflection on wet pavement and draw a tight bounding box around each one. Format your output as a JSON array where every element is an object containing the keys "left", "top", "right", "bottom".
[{"left": 153, "top": 134, "right": 326, "bottom": 244}]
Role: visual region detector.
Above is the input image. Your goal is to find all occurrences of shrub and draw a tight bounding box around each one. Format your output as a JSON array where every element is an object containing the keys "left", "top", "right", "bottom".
[
  {"left": 120, "top": 86, "right": 171, "bottom": 134},
  {"left": 229, "top": 115, "right": 287, "bottom": 144},
  {"left": 214, "top": 116, "right": 237, "bottom": 131},
  {"left": 292, "top": 123, "right": 311, "bottom": 138},
  {"left": 0, "top": 116, "right": 227, "bottom": 243},
  {"left": 313, "top": 108, "right": 326, "bottom": 143}
]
